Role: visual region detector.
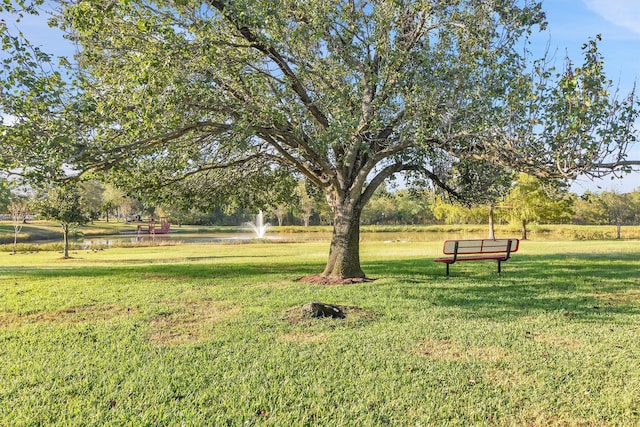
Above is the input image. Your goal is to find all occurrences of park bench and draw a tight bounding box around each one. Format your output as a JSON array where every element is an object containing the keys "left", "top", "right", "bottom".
[{"left": 434, "top": 238, "right": 519, "bottom": 278}]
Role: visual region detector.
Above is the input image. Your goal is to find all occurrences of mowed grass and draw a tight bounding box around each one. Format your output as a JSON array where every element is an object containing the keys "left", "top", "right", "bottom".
[{"left": 1, "top": 240, "right": 639, "bottom": 426}]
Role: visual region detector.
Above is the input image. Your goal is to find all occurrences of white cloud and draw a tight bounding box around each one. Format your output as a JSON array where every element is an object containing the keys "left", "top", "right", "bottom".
[{"left": 582, "top": 0, "right": 640, "bottom": 34}]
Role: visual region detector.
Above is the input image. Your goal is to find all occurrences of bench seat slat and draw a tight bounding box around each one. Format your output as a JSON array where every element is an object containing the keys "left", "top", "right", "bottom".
[{"left": 435, "top": 255, "right": 509, "bottom": 263}]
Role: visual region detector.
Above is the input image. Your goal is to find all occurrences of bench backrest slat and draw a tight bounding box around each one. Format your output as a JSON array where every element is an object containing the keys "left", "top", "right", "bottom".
[{"left": 442, "top": 238, "right": 519, "bottom": 255}]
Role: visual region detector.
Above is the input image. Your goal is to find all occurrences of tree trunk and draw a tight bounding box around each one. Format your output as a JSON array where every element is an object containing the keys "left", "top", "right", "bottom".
[
  {"left": 488, "top": 205, "right": 495, "bottom": 240},
  {"left": 13, "top": 232, "right": 18, "bottom": 255},
  {"left": 616, "top": 222, "right": 621, "bottom": 240},
  {"left": 322, "top": 199, "right": 365, "bottom": 279},
  {"left": 62, "top": 224, "right": 70, "bottom": 258},
  {"left": 521, "top": 219, "right": 528, "bottom": 240}
]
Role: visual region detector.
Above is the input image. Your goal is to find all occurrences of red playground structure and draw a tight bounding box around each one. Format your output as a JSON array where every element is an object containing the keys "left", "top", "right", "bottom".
[{"left": 136, "top": 217, "right": 170, "bottom": 234}]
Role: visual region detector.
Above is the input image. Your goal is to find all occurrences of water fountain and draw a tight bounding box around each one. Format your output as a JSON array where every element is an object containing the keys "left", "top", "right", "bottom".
[{"left": 246, "top": 210, "right": 270, "bottom": 238}]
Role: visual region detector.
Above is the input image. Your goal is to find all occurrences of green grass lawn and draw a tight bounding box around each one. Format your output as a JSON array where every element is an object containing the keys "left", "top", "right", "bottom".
[{"left": 1, "top": 240, "right": 639, "bottom": 426}]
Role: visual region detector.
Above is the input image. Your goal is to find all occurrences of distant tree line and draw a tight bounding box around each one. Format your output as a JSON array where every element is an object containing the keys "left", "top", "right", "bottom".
[{"left": 2, "top": 176, "right": 639, "bottom": 235}]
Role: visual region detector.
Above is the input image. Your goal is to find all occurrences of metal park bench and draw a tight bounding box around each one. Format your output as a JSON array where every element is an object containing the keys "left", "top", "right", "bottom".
[{"left": 434, "top": 238, "right": 519, "bottom": 278}]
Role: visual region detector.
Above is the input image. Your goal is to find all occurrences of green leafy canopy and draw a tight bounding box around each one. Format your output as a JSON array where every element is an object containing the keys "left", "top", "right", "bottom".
[{"left": 3, "top": 1, "right": 639, "bottom": 197}]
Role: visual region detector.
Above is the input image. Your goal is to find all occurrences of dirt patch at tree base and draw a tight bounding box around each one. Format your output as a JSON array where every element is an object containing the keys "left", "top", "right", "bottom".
[{"left": 297, "top": 274, "right": 376, "bottom": 285}]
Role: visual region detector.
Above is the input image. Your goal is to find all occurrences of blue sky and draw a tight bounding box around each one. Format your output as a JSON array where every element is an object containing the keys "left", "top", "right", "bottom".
[
  {"left": 538, "top": 0, "right": 640, "bottom": 193},
  {"left": 2, "top": 1, "right": 639, "bottom": 193}
]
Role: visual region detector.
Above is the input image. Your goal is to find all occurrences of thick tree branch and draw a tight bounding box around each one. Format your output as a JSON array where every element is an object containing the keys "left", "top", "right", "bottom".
[
  {"left": 127, "top": 153, "right": 267, "bottom": 193},
  {"left": 589, "top": 160, "right": 640, "bottom": 171},
  {"left": 256, "top": 124, "right": 337, "bottom": 186},
  {"left": 359, "top": 162, "right": 460, "bottom": 207},
  {"left": 259, "top": 133, "right": 332, "bottom": 191},
  {"left": 207, "top": 0, "right": 329, "bottom": 130},
  {"left": 70, "top": 121, "right": 231, "bottom": 176}
]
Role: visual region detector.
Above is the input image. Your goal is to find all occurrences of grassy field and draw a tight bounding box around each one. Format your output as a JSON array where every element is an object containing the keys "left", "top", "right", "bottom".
[{"left": 1, "top": 239, "right": 639, "bottom": 425}]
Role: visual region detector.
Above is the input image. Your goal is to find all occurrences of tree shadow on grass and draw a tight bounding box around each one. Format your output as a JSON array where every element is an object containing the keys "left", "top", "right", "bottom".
[
  {"left": 362, "top": 253, "right": 640, "bottom": 322},
  {"left": 2, "top": 252, "right": 637, "bottom": 322},
  {"left": 0, "top": 261, "right": 324, "bottom": 281}
]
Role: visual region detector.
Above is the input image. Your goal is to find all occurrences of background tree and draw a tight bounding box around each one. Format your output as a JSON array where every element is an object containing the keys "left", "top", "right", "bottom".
[
  {"left": 79, "top": 180, "right": 105, "bottom": 223},
  {"left": 362, "top": 187, "right": 398, "bottom": 225},
  {"left": 504, "top": 173, "right": 573, "bottom": 239},
  {"left": 8, "top": 198, "right": 29, "bottom": 255},
  {"left": 628, "top": 189, "right": 640, "bottom": 225},
  {"left": 599, "top": 191, "right": 637, "bottom": 239},
  {"left": 119, "top": 196, "right": 136, "bottom": 223},
  {"left": 572, "top": 189, "right": 640, "bottom": 231},
  {"left": 573, "top": 191, "right": 608, "bottom": 225},
  {"left": 360, "top": 187, "right": 434, "bottom": 225},
  {"left": 432, "top": 196, "right": 489, "bottom": 226},
  {"left": 295, "top": 179, "right": 315, "bottom": 227},
  {"left": 273, "top": 203, "right": 288, "bottom": 226},
  {"left": 101, "top": 184, "right": 126, "bottom": 222},
  {"left": 0, "top": 178, "right": 11, "bottom": 213},
  {"left": 36, "top": 184, "right": 87, "bottom": 258},
  {"left": 3, "top": 1, "right": 639, "bottom": 280},
  {"left": 394, "top": 190, "right": 435, "bottom": 225}
]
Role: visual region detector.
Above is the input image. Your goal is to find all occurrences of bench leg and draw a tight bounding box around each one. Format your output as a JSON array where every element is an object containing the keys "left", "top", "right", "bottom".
[
  {"left": 446, "top": 263, "right": 450, "bottom": 279},
  {"left": 497, "top": 260, "right": 502, "bottom": 276}
]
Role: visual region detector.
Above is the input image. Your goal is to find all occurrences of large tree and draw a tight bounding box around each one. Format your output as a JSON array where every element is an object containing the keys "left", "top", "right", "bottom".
[{"left": 3, "top": 1, "right": 640, "bottom": 280}]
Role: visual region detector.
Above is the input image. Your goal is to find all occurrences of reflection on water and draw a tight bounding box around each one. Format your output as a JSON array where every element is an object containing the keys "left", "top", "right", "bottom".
[{"left": 81, "top": 231, "right": 495, "bottom": 247}]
